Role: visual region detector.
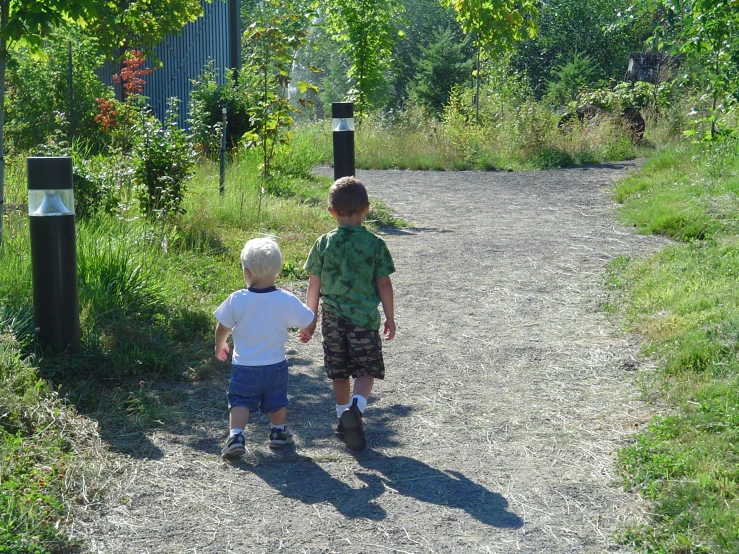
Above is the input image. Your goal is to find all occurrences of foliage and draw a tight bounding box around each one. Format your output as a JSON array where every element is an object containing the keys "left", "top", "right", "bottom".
[
  {"left": 0, "top": 0, "right": 100, "bottom": 241},
  {"left": 189, "top": 62, "right": 253, "bottom": 157},
  {"left": 87, "top": 0, "right": 206, "bottom": 53},
  {"left": 579, "top": 80, "right": 678, "bottom": 113},
  {"left": 512, "top": 0, "right": 645, "bottom": 97},
  {"left": 543, "top": 51, "right": 598, "bottom": 107},
  {"left": 408, "top": 26, "right": 474, "bottom": 117},
  {"left": 634, "top": 0, "right": 739, "bottom": 142},
  {"left": 134, "top": 100, "right": 195, "bottom": 220},
  {"left": 242, "top": 0, "right": 317, "bottom": 183},
  {"left": 4, "top": 24, "right": 109, "bottom": 154},
  {"left": 441, "top": 0, "right": 537, "bottom": 56},
  {"left": 323, "top": 0, "right": 404, "bottom": 114},
  {"left": 390, "top": 0, "right": 463, "bottom": 109}
]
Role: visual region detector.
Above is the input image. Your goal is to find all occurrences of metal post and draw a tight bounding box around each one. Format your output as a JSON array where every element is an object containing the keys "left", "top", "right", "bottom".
[
  {"left": 220, "top": 107, "right": 227, "bottom": 196},
  {"left": 68, "top": 40, "right": 74, "bottom": 140},
  {"left": 27, "top": 156, "right": 80, "bottom": 353},
  {"left": 331, "top": 102, "right": 355, "bottom": 180}
]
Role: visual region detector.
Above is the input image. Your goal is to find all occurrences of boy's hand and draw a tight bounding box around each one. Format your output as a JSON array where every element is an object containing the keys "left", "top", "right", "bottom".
[
  {"left": 297, "top": 322, "right": 316, "bottom": 343},
  {"left": 215, "top": 343, "right": 230, "bottom": 361},
  {"left": 383, "top": 318, "right": 396, "bottom": 340}
]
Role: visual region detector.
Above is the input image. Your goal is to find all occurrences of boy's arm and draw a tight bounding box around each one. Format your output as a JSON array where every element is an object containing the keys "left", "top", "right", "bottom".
[
  {"left": 298, "top": 274, "right": 321, "bottom": 343},
  {"left": 214, "top": 322, "right": 231, "bottom": 361},
  {"left": 377, "top": 275, "right": 396, "bottom": 340}
]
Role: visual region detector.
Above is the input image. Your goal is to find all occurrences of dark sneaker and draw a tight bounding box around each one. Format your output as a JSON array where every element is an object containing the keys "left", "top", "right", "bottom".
[
  {"left": 221, "top": 432, "right": 246, "bottom": 459},
  {"left": 340, "top": 399, "right": 366, "bottom": 451},
  {"left": 268, "top": 427, "right": 293, "bottom": 448},
  {"left": 335, "top": 418, "right": 345, "bottom": 437}
]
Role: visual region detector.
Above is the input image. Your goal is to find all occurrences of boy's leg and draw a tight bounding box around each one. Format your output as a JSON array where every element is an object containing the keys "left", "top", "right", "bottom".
[
  {"left": 229, "top": 406, "right": 250, "bottom": 431},
  {"left": 222, "top": 406, "right": 249, "bottom": 459},
  {"left": 267, "top": 407, "right": 293, "bottom": 448},
  {"left": 333, "top": 378, "right": 351, "bottom": 405},
  {"left": 352, "top": 374, "right": 374, "bottom": 403},
  {"left": 267, "top": 406, "right": 287, "bottom": 426},
  {"left": 340, "top": 326, "right": 384, "bottom": 451}
]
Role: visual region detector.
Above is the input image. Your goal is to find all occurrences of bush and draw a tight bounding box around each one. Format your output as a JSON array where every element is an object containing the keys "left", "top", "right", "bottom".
[
  {"left": 189, "top": 62, "right": 253, "bottom": 157},
  {"left": 4, "top": 24, "right": 109, "bottom": 154},
  {"left": 134, "top": 100, "right": 196, "bottom": 219}
]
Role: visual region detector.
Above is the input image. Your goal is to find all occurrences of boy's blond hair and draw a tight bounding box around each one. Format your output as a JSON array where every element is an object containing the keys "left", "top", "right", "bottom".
[
  {"left": 328, "top": 176, "right": 369, "bottom": 217},
  {"left": 240, "top": 237, "right": 281, "bottom": 279}
]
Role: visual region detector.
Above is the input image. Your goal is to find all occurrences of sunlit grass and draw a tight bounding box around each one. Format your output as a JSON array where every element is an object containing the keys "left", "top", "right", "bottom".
[{"left": 613, "top": 140, "right": 739, "bottom": 553}]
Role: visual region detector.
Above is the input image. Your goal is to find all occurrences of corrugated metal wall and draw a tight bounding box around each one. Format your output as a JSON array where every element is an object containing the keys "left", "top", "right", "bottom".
[{"left": 97, "top": 0, "right": 237, "bottom": 128}]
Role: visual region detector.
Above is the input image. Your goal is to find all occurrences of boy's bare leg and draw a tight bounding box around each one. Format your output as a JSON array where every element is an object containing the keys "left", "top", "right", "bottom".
[
  {"left": 229, "top": 406, "right": 250, "bottom": 430},
  {"left": 352, "top": 374, "right": 374, "bottom": 400},
  {"left": 333, "top": 378, "right": 351, "bottom": 405},
  {"left": 223, "top": 406, "right": 249, "bottom": 459},
  {"left": 268, "top": 407, "right": 287, "bottom": 426}
]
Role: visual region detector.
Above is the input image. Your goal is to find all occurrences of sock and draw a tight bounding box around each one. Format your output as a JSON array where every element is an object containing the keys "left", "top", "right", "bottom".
[
  {"left": 336, "top": 402, "right": 351, "bottom": 418},
  {"left": 351, "top": 395, "right": 367, "bottom": 413},
  {"left": 271, "top": 424, "right": 285, "bottom": 431},
  {"left": 229, "top": 428, "right": 244, "bottom": 437}
]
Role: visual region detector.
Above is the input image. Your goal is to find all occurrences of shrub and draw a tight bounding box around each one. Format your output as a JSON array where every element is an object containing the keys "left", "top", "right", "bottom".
[
  {"left": 189, "top": 62, "right": 253, "bottom": 157},
  {"left": 134, "top": 100, "right": 196, "bottom": 219},
  {"left": 4, "top": 25, "right": 109, "bottom": 154}
]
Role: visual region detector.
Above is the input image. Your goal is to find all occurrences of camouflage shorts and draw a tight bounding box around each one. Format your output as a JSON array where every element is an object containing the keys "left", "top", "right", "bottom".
[{"left": 321, "top": 309, "right": 385, "bottom": 380}]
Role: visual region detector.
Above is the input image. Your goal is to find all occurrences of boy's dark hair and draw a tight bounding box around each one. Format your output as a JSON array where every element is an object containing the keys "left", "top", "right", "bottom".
[{"left": 328, "top": 176, "right": 369, "bottom": 216}]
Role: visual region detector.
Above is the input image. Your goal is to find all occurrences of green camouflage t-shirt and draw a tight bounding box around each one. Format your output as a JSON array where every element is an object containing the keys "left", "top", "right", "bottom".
[{"left": 304, "top": 225, "right": 395, "bottom": 330}]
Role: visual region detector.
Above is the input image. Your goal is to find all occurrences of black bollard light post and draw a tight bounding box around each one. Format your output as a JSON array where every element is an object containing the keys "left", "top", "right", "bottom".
[
  {"left": 27, "top": 156, "right": 80, "bottom": 353},
  {"left": 331, "top": 102, "right": 355, "bottom": 180}
]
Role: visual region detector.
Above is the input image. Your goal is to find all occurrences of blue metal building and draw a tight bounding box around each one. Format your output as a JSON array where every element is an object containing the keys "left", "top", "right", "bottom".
[{"left": 97, "top": 0, "right": 240, "bottom": 128}]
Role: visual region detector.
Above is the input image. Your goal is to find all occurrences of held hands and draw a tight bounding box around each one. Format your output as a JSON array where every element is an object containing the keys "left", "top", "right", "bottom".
[
  {"left": 297, "top": 321, "right": 316, "bottom": 343},
  {"left": 383, "top": 318, "right": 396, "bottom": 340},
  {"left": 215, "top": 342, "right": 230, "bottom": 362}
]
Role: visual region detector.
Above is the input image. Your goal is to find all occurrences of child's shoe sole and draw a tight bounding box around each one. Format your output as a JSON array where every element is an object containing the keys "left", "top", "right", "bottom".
[
  {"left": 340, "top": 405, "right": 366, "bottom": 451},
  {"left": 221, "top": 434, "right": 246, "bottom": 459},
  {"left": 268, "top": 430, "right": 293, "bottom": 448}
]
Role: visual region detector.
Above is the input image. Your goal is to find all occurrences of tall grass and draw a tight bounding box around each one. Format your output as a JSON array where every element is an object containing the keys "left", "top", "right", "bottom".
[
  {"left": 292, "top": 95, "right": 643, "bottom": 171},
  {"left": 613, "top": 140, "right": 739, "bottom": 553}
]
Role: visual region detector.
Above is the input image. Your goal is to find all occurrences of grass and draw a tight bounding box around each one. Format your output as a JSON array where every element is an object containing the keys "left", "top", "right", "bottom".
[
  {"left": 612, "top": 139, "right": 739, "bottom": 553},
  {"left": 292, "top": 99, "right": 644, "bottom": 173}
]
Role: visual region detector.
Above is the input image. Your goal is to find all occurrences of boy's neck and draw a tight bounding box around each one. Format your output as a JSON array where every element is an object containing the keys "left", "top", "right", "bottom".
[
  {"left": 335, "top": 213, "right": 365, "bottom": 226},
  {"left": 248, "top": 279, "right": 276, "bottom": 289}
]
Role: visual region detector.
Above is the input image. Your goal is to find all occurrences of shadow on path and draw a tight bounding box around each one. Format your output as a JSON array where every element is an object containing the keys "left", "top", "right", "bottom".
[
  {"left": 237, "top": 456, "right": 387, "bottom": 520},
  {"left": 357, "top": 452, "right": 523, "bottom": 528}
]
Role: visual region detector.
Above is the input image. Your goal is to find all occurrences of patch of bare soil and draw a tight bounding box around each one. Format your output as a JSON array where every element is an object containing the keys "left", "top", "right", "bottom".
[{"left": 68, "top": 162, "right": 665, "bottom": 553}]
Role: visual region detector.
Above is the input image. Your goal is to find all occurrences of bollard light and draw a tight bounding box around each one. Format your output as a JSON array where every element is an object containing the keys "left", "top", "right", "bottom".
[
  {"left": 27, "top": 156, "right": 80, "bottom": 353},
  {"left": 331, "top": 102, "right": 355, "bottom": 180}
]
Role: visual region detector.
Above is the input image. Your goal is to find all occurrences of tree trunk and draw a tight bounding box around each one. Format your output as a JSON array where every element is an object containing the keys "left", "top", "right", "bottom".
[{"left": 0, "top": 1, "right": 8, "bottom": 242}]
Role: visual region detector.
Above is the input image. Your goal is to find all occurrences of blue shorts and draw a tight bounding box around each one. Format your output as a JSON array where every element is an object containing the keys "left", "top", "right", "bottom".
[{"left": 227, "top": 360, "right": 289, "bottom": 414}]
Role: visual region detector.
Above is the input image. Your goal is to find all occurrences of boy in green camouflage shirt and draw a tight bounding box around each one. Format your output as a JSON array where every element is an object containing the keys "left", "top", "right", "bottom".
[{"left": 298, "top": 176, "right": 396, "bottom": 451}]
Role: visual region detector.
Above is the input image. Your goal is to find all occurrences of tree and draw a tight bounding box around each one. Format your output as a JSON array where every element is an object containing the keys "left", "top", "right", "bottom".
[
  {"left": 441, "top": 0, "right": 537, "bottom": 56},
  {"left": 391, "top": 0, "right": 463, "bottom": 108},
  {"left": 646, "top": 0, "right": 739, "bottom": 140},
  {"left": 87, "top": 0, "right": 205, "bottom": 53},
  {"left": 409, "top": 26, "right": 474, "bottom": 116},
  {"left": 511, "top": 0, "right": 645, "bottom": 97},
  {"left": 323, "top": 0, "right": 404, "bottom": 115},
  {"left": 241, "top": 0, "right": 317, "bottom": 183},
  {"left": 0, "top": 0, "right": 99, "bottom": 240},
  {"left": 0, "top": 0, "right": 210, "bottom": 240},
  {"left": 441, "top": 0, "right": 537, "bottom": 122}
]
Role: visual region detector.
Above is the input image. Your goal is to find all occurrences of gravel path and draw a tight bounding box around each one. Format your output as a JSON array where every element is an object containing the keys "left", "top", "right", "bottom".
[{"left": 71, "top": 162, "right": 665, "bottom": 553}]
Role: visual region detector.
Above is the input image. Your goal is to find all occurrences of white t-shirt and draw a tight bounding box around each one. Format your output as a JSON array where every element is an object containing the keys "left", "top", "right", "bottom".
[{"left": 213, "top": 287, "right": 314, "bottom": 366}]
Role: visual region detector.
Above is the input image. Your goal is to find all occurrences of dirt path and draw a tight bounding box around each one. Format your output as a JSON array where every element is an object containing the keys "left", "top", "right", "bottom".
[{"left": 71, "top": 162, "right": 665, "bottom": 553}]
